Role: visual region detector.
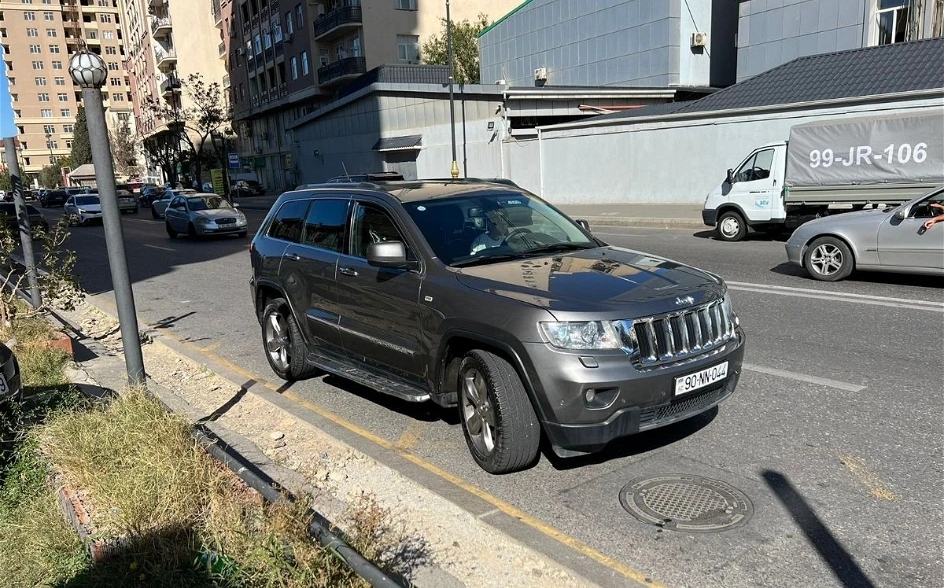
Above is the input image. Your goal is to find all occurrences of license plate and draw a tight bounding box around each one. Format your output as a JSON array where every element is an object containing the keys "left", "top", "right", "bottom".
[{"left": 674, "top": 361, "right": 728, "bottom": 396}]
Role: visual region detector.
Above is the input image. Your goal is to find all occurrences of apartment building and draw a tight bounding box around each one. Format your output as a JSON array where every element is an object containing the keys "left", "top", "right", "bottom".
[
  {"left": 226, "top": 0, "right": 520, "bottom": 192},
  {"left": 0, "top": 0, "right": 133, "bottom": 176},
  {"left": 121, "top": 0, "right": 229, "bottom": 183}
]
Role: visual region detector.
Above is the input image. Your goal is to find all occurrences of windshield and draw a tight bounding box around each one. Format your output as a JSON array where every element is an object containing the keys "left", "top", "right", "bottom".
[
  {"left": 75, "top": 196, "right": 100, "bottom": 206},
  {"left": 188, "top": 196, "right": 232, "bottom": 211},
  {"left": 403, "top": 191, "right": 597, "bottom": 266}
]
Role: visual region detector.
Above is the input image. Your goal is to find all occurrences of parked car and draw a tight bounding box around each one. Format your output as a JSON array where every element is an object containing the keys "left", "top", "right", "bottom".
[
  {"left": 139, "top": 186, "right": 162, "bottom": 208},
  {"left": 116, "top": 189, "right": 139, "bottom": 214},
  {"left": 230, "top": 179, "right": 265, "bottom": 198},
  {"left": 150, "top": 188, "right": 195, "bottom": 218},
  {"left": 63, "top": 194, "right": 104, "bottom": 226},
  {"left": 0, "top": 341, "right": 23, "bottom": 421},
  {"left": 40, "top": 190, "right": 69, "bottom": 207},
  {"left": 165, "top": 193, "right": 248, "bottom": 238},
  {"left": 785, "top": 185, "right": 944, "bottom": 281},
  {"left": 249, "top": 179, "right": 745, "bottom": 473},
  {"left": 0, "top": 202, "right": 49, "bottom": 235},
  {"left": 326, "top": 171, "right": 405, "bottom": 183}
]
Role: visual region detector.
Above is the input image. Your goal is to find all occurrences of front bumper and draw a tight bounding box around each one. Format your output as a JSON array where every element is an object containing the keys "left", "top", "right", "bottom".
[
  {"left": 702, "top": 209, "right": 717, "bottom": 226},
  {"left": 784, "top": 240, "right": 804, "bottom": 266},
  {"left": 196, "top": 222, "right": 248, "bottom": 235},
  {"left": 78, "top": 213, "right": 103, "bottom": 224},
  {"left": 524, "top": 329, "right": 745, "bottom": 455}
]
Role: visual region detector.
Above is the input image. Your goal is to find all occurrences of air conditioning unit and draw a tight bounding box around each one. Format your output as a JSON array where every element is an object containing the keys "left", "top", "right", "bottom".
[
  {"left": 691, "top": 32, "right": 708, "bottom": 48},
  {"left": 533, "top": 67, "right": 547, "bottom": 81}
]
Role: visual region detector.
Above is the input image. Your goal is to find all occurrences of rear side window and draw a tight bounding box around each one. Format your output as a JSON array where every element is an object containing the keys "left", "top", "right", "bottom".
[
  {"left": 301, "top": 199, "right": 349, "bottom": 252},
  {"left": 267, "top": 199, "right": 310, "bottom": 243}
]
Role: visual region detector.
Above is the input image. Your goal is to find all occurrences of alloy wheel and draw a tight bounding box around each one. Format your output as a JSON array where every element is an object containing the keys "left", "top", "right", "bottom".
[
  {"left": 264, "top": 311, "right": 292, "bottom": 372},
  {"left": 810, "top": 243, "right": 843, "bottom": 276},
  {"left": 461, "top": 368, "right": 496, "bottom": 456}
]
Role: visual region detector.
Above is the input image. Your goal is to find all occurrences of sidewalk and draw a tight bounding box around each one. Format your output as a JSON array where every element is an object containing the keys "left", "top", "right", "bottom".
[{"left": 237, "top": 194, "right": 705, "bottom": 230}]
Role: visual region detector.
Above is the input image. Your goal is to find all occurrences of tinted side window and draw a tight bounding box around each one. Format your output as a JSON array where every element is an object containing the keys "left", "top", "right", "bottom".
[
  {"left": 350, "top": 203, "right": 407, "bottom": 259},
  {"left": 301, "top": 199, "right": 348, "bottom": 252},
  {"left": 267, "top": 199, "right": 310, "bottom": 243}
]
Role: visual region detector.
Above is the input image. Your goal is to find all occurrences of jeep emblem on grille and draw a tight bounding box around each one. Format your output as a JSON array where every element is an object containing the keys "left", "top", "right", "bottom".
[{"left": 675, "top": 296, "right": 695, "bottom": 306}]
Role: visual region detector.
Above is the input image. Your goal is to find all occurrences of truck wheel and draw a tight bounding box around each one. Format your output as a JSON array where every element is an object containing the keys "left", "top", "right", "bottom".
[
  {"left": 716, "top": 211, "right": 747, "bottom": 242},
  {"left": 261, "top": 297, "right": 316, "bottom": 381},
  {"left": 458, "top": 350, "right": 540, "bottom": 474},
  {"left": 804, "top": 236, "right": 854, "bottom": 281}
]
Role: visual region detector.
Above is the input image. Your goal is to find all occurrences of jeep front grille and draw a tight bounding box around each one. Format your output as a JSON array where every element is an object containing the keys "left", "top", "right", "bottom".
[{"left": 630, "top": 299, "right": 736, "bottom": 367}]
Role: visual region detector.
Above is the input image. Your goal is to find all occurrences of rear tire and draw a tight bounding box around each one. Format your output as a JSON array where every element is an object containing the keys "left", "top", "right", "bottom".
[
  {"left": 261, "top": 297, "right": 317, "bottom": 381},
  {"left": 458, "top": 350, "right": 540, "bottom": 474},
  {"left": 166, "top": 221, "right": 177, "bottom": 238},
  {"left": 716, "top": 211, "right": 747, "bottom": 242},
  {"left": 804, "top": 236, "right": 854, "bottom": 281}
]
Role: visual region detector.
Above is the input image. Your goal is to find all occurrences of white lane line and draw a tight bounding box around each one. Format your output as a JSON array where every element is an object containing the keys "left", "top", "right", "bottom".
[
  {"left": 728, "top": 283, "right": 943, "bottom": 312},
  {"left": 743, "top": 363, "right": 866, "bottom": 392},
  {"left": 142, "top": 244, "right": 175, "bottom": 252},
  {"left": 126, "top": 218, "right": 160, "bottom": 223}
]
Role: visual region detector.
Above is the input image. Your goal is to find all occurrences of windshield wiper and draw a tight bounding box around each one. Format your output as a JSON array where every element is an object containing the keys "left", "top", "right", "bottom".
[
  {"left": 522, "top": 242, "right": 597, "bottom": 256},
  {"left": 451, "top": 252, "right": 523, "bottom": 268}
]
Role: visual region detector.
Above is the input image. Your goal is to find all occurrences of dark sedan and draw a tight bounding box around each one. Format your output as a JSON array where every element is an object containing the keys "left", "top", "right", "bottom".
[
  {"left": 0, "top": 202, "right": 49, "bottom": 235},
  {"left": 40, "top": 190, "right": 69, "bottom": 207},
  {"left": 230, "top": 180, "right": 265, "bottom": 198}
]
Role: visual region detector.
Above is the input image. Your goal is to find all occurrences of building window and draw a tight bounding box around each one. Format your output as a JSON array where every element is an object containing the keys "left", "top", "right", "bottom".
[
  {"left": 38, "top": 92, "right": 50, "bottom": 101},
  {"left": 352, "top": 36, "right": 361, "bottom": 57},
  {"left": 66, "top": 140, "right": 73, "bottom": 148},
  {"left": 395, "top": 0, "right": 417, "bottom": 10},
  {"left": 46, "top": 28, "right": 57, "bottom": 37},
  {"left": 396, "top": 35, "right": 419, "bottom": 63},
  {"left": 876, "top": 0, "right": 910, "bottom": 45},
  {"left": 27, "top": 28, "right": 39, "bottom": 37},
  {"left": 291, "top": 56, "right": 298, "bottom": 79},
  {"left": 61, "top": 108, "right": 71, "bottom": 116},
  {"left": 295, "top": 4, "right": 302, "bottom": 29},
  {"left": 24, "top": 12, "right": 37, "bottom": 21},
  {"left": 47, "top": 140, "right": 58, "bottom": 149},
  {"left": 35, "top": 76, "right": 47, "bottom": 85},
  {"left": 110, "top": 78, "right": 122, "bottom": 86},
  {"left": 105, "top": 46, "right": 117, "bottom": 55},
  {"left": 87, "top": 31, "right": 97, "bottom": 39},
  {"left": 43, "top": 11, "right": 54, "bottom": 20},
  {"left": 253, "top": 34, "right": 262, "bottom": 55},
  {"left": 30, "top": 45, "right": 42, "bottom": 54},
  {"left": 320, "top": 51, "right": 328, "bottom": 66},
  {"left": 107, "top": 62, "right": 118, "bottom": 70},
  {"left": 301, "top": 51, "right": 309, "bottom": 75},
  {"left": 41, "top": 108, "right": 53, "bottom": 117},
  {"left": 104, "top": 31, "right": 114, "bottom": 39},
  {"left": 263, "top": 28, "right": 272, "bottom": 49},
  {"left": 32, "top": 61, "right": 44, "bottom": 70},
  {"left": 52, "top": 61, "right": 63, "bottom": 70},
  {"left": 49, "top": 44, "right": 60, "bottom": 53},
  {"left": 54, "top": 76, "right": 65, "bottom": 85},
  {"left": 273, "top": 22, "right": 282, "bottom": 43},
  {"left": 285, "top": 11, "right": 293, "bottom": 35},
  {"left": 111, "top": 93, "right": 124, "bottom": 101},
  {"left": 23, "top": 0, "right": 34, "bottom": 4},
  {"left": 57, "top": 92, "right": 67, "bottom": 101},
  {"left": 100, "top": 14, "right": 112, "bottom": 23},
  {"left": 63, "top": 124, "right": 74, "bottom": 132},
  {"left": 43, "top": 124, "right": 55, "bottom": 134}
]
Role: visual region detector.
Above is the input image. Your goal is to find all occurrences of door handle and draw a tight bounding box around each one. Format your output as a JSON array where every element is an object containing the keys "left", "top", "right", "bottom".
[
  {"left": 283, "top": 252, "right": 301, "bottom": 261},
  {"left": 339, "top": 267, "right": 359, "bottom": 277}
]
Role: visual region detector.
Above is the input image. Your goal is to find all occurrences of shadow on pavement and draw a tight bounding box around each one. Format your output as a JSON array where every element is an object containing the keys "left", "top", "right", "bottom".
[
  {"left": 693, "top": 229, "right": 791, "bottom": 242},
  {"left": 771, "top": 261, "right": 944, "bottom": 287},
  {"left": 762, "top": 470, "right": 876, "bottom": 588},
  {"left": 321, "top": 374, "right": 458, "bottom": 425}
]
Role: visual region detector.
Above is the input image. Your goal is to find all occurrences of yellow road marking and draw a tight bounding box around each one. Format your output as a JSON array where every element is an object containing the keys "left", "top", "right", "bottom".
[
  {"left": 201, "top": 342, "right": 221, "bottom": 353},
  {"left": 840, "top": 455, "right": 898, "bottom": 501},
  {"left": 394, "top": 420, "right": 426, "bottom": 451}
]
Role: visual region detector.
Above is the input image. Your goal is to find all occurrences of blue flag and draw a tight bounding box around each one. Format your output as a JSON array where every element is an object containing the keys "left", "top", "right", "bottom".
[{"left": 0, "top": 44, "right": 16, "bottom": 139}]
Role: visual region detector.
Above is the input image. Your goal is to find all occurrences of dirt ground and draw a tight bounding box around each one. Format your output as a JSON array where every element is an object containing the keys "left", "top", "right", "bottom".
[{"left": 61, "top": 300, "right": 596, "bottom": 588}]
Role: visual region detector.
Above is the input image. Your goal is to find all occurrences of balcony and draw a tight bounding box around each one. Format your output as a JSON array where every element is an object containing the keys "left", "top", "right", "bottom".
[
  {"left": 219, "top": 41, "right": 226, "bottom": 56},
  {"left": 313, "top": 5, "right": 362, "bottom": 42},
  {"left": 154, "top": 47, "right": 177, "bottom": 70},
  {"left": 160, "top": 76, "right": 181, "bottom": 97},
  {"left": 148, "top": 0, "right": 164, "bottom": 8},
  {"left": 150, "top": 16, "right": 172, "bottom": 38},
  {"left": 318, "top": 56, "right": 366, "bottom": 86}
]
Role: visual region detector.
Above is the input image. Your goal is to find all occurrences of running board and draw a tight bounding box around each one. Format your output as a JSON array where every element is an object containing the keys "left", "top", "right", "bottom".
[{"left": 306, "top": 351, "right": 431, "bottom": 403}]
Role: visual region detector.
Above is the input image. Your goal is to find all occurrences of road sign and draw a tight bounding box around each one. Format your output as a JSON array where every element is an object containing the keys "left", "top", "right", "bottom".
[{"left": 228, "top": 152, "right": 240, "bottom": 169}]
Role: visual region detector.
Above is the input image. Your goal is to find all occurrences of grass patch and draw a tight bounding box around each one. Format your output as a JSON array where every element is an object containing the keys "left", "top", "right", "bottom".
[{"left": 0, "top": 308, "right": 412, "bottom": 586}]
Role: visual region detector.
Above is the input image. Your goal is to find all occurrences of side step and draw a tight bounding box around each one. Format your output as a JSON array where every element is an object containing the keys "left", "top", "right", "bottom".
[{"left": 307, "top": 351, "right": 431, "bottom": 403}]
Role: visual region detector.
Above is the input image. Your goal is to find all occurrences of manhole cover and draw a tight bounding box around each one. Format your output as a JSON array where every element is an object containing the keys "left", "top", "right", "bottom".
[{"left": 619, "top": 474, "right": 753, "bottom": 533}]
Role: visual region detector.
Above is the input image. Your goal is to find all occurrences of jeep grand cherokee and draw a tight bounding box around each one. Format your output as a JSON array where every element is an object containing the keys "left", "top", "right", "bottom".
[{"left": 249, "top": 180, "right": 745, "bottom": 473}]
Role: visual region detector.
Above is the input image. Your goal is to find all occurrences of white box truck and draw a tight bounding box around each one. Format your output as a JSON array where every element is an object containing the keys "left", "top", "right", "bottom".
[{"left": 702, "top": 111, "right": 944, "bottom": 241}]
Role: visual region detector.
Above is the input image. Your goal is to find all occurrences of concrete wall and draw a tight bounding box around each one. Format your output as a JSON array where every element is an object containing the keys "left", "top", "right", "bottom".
[
  {"left": 736, "top": 0, "right": 868, "bottom": 82},
  {"left": 511, "top": 97, "right": 943, "bottom": 205},
  {"left": 480, "top": 0, "right": 717, "bottom": 88}
]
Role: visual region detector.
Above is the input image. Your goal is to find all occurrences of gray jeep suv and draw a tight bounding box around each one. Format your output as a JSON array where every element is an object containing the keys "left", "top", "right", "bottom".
[{"left": 249, "top": 180, "right": 745, "bottom": 473}]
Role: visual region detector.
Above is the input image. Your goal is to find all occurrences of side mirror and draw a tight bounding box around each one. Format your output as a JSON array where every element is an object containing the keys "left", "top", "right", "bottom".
[
  {"left": 367, "top": 241, "right": 414, "bottom": 269},
  {"left": 895, "top": 208, "right": 907, "bottom": 220},
  {"left": 575, "top": 219, "right": 592, "bottom": 233},
  {"left": 726, "top": 169, "right": 735, "bottom": 184}
]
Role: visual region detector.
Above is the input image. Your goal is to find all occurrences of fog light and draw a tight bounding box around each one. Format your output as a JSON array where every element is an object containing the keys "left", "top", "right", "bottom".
[{"left": 585, "top": 389, "right": 596, "bottom": 403}]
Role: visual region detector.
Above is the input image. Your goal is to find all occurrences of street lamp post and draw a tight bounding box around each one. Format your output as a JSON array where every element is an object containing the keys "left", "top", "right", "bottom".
[
  {"left": 45, "top": 132, "right": 56, "bottom": 168},
  {"left": 69, "top": 49, "right": 146, "bottom": 387},
  {"left": 446, "top": 0, "right": 459, "bottom": 179}
]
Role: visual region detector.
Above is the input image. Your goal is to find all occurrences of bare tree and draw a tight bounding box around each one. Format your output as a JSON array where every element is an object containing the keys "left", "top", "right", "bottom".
[
  {"left": 108, "top": 118, "right": 140, "bottom": 178},
  {"left": 142, "top": 133, "right": 178, "bottom": 186},
  {"left": 143, "top": 73, "right": 230, "bottom": 184}
]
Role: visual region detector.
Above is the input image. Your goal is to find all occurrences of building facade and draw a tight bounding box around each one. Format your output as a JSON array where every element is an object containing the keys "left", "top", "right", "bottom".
[
  {"left": 736, "top": 0, "right": 944, "bottom": 81},
  {"left": 478, "top": 0, "right": 739, "bottom": 89},
  {"left": 227, "top": 0, "right": 521, "bottom": 192},
  {"left": 1, "top": 0, "right": 133, "bottom": 177}
]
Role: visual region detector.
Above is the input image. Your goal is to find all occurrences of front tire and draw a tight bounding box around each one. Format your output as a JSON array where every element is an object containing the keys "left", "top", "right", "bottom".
[
  {"left": 261, "top": 297, "right": 316, "bottom": 381},
  {"left": 716, "top": 211, "right": 747, "bottom": 242},
  {"left": 166, "top": 221, "right": 177, "bottom": 238},
  {"left": 804, "top": 236, "right": 854, "bottom": 281},
  {"left": 458, "top": 350, "right": 540, "bottom": 474},
  {"left": 188, "top": 223, "right": 198, "bottom": 239}
]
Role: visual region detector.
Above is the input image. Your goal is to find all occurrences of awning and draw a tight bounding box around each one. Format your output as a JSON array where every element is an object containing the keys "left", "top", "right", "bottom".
[{"left": 372, "top": 135, "right": 422, "bottom": 152}]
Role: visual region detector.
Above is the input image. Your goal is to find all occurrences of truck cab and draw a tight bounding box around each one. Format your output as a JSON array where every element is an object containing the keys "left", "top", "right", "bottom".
[{"left": 703, "top": 142, "right": 787, "bottom": 242}]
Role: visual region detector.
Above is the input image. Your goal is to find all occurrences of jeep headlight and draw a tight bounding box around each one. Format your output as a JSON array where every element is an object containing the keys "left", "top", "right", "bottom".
[
  {"left": 540, "top": 321, "right": 622, "bottom": 350},
  {"left": 722, "top": 293, "right": 739, "bottom": 327}
]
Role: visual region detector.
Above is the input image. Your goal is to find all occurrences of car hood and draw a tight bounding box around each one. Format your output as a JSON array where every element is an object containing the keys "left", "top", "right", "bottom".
[
  {"left": 454, "top": 246, "right": 726, "bottom": 318},
  {"left": 195, "top": 209, "right": 240, "bottom": 220},
  {"left": 75, "top": 203, "right": 102, "bottom": 212}
]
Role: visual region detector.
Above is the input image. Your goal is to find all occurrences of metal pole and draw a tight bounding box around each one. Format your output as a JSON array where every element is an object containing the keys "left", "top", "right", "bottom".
[
  {"left": 446, "top": 0, "right": 459, "bottom": 179},
  {"left": 83, "top": 86, "right": 146, "bottom": 387},
  {"left": 2, "top": 138, "right": 41, "bottom": 308}
]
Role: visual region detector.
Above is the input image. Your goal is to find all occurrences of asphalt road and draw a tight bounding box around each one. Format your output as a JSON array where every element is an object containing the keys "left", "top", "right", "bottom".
[{"left": 46, "top": 205, "right": 944, "bottom": 588}]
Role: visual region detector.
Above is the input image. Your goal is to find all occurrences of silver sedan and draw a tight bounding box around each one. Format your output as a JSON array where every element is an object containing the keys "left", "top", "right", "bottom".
[
  {"left": 785, "top": 186, "right": 944, "bottom": 281},
  {"left": 164, "top": 193, "right": 249, "bottom": 238}
]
